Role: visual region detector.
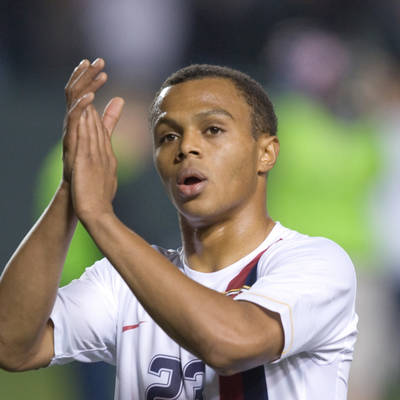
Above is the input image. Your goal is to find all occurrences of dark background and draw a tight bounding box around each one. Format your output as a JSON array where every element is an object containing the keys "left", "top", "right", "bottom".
[{"left": 1, "top": 1, "right": 400, "bottom": 399}]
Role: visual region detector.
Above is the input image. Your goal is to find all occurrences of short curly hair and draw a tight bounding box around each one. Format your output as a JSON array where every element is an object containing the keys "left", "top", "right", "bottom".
[{"left": 150, "top": 64, "right": 277, "bottom": 138}]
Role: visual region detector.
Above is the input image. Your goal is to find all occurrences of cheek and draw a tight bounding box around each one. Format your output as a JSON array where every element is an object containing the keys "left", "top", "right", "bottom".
[
  {"left": 154, "top": 149, "right": 171, "bottom": 182},
  {"left": 214, "top": 144, "right": 258, "bottom": 195},
  {"left": 225, "top": 141, "right": 257, "bottom": 178},
  {"left": 153, "top": 155, "right": 163, "bottom": 180}
]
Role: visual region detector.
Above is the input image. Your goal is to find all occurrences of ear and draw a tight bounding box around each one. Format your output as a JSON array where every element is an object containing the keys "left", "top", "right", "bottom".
[{"left": 257, "top": 134, "right": 280, "bottom": 174}]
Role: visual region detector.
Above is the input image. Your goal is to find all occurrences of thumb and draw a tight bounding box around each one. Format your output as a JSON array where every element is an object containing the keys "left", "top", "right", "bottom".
[{"left": 102, "top": 97, "right": 125, "bottom": 136}]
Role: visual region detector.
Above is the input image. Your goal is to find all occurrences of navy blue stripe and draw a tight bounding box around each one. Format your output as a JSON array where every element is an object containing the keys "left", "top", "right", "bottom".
[
  {"left": 242, "top": 260, "right": 268, "bottom": 399},
  {"left": 244, "top": 262, "right": 258, "bottom": 286},
  {"left": 242, "top": 365, "right": 268, "bottom": 400}
]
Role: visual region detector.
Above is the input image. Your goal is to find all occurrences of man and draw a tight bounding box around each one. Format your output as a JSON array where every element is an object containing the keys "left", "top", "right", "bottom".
[{"left": 0, "top": 59, "right": 358, "bottom": 399}]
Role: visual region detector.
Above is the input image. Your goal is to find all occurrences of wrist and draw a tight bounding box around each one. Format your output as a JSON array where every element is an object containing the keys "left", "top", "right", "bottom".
[
  {"left": 56, "top": 180, "right": 78, "bottom": 224},
  {"left": 79, "top": 207, "right": 117, "bottom": 232},
  {"left": 58, "top": 179, "right": 71, "bottom": 195}
]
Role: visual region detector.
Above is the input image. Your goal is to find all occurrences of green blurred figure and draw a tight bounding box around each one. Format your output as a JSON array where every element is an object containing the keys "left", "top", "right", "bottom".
[{"left": 268, "top": 94, "right": 380, "bottom": 265}]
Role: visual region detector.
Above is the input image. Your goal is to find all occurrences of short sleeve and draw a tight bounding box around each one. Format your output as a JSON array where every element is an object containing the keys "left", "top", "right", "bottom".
[
  {"left": 234, "top": 237, "right": 358, "bottom": 363},
  {"left": 49, "top": 258, "right": 119, "bottom": 366}
]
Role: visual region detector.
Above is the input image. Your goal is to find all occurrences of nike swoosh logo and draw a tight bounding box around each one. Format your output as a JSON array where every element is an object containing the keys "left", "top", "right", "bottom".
[{"left": 122, "top": 321, "right": 146, "bottom": 332}]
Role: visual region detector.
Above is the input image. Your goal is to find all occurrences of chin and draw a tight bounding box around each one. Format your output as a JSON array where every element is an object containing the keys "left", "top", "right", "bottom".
[{"left": 175, "top": 199, "right": 231, "bottom": 228}]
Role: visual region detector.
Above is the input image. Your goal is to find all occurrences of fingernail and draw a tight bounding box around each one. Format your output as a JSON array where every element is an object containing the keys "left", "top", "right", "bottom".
[
  {"left": 92, "top": 58, "right": 101, "bottom": 66},
  {"left": 79, "top": 59, "right": 89, "bottom": 66}
]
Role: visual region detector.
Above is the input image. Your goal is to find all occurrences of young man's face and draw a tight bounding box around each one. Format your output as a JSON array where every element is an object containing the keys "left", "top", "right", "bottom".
[{"left": 152, "top": 77, "right": 263, "bottom": 226}]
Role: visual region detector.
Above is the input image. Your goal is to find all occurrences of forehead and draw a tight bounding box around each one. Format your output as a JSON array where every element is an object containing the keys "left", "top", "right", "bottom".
[{"left": 153, "top": 77, "right": 251, "bottom": 123}]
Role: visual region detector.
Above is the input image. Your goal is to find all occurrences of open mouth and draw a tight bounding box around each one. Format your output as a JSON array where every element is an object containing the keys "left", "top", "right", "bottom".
[
  {"left": 183, "top": 176, "right": 203, "bottom": 185},
  {"left": 176, "top": 169, "right": 208, "bottom": 199}
]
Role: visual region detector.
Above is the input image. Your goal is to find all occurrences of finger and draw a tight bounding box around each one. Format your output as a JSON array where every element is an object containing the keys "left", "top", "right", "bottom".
[
  {"left": 66, "top": 58, "right": 106, "bottom": 108},
  {"left": 65, "top": 60, "right": 93, "bottom": 109},
  {"left": 102, "top": 97, "right": 125, "bottom": 137},
  {"left": 91, "top": 104, "right": 107, "bottom": 159},
  {"left": 92, "top": 102, "right": 115, "bottom": 165},
  {"left": 65, "top": 59, "right": 90, "bottom": 92},
  {"left": 68, "top": 92, "right": 95, "bottom": 125},
  {"left": 65, "top": 92, "right": 95, "bottom": 146},
  {"left": 90, "top": 104, "right": 108, "bottom": 162},
  {"left": 104, "top": 121, "right": 117, "bottom": 179},
  {"left": 85, "top": 105, "right": 100, "bottom": 159},
  {"left": 70, "top": 71, "right": 108, "bottom": 108},
  {"left": 70, "top": 58, "right": 105, "bottom": 95},
  {"left": 76, "top": 109, "right": 90, "bottom": 160}
]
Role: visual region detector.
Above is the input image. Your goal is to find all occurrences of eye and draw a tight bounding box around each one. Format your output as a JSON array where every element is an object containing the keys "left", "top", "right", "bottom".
[
  {"left": 205, "top": 126, "right": 224, "bottom": 135},
  {"left": 159, "top": 133, "right": 179, "bottom": 144}
]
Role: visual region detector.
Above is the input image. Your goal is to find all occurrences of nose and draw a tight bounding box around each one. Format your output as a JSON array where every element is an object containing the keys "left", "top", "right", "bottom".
[{"left": 175, "top": 130, "right": 201, "bottom": 162}]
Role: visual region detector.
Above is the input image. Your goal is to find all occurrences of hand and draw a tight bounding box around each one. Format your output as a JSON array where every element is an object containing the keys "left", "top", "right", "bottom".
[
  {"left": 71, "top": 103, "right": 123, "bottom": 223},
  {"left": 62, "top": 58, "right": 124, "bottom": 184}
]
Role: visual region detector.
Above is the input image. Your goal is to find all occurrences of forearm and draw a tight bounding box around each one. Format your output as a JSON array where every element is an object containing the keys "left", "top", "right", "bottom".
[
  {"left": 83, "top": 212, "right": 279, "bottom": 372},
  {"left": 0, "top": 181, "right": 77, "bottom": 361}
]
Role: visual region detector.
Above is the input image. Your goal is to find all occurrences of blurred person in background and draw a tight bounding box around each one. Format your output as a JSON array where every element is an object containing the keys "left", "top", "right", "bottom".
[
  {"left": 0, "top": 57, "right": 358, "bottom": 399},
  {"left": 263, "top": 21, "right": 380, "bottom": 265},
  {"left": 357, "top": 52, "right": 400, "bottom": 400},
  {"left": 262, "top": 21, "right": 400, "bottom": 400}
]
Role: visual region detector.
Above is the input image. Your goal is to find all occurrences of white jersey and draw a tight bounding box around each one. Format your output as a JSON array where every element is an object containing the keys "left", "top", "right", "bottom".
[{"left": 50, "top": 222, "right": 358, "bottom": 399}]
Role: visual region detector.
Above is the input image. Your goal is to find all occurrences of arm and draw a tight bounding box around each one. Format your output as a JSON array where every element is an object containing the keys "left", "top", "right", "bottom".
[
  {"left": 0, "top": 183, "right": 76, "bottom": 371},
  {"left": 72, "top": 105, "right": 283, "bottom": 376},
  {"left": 0, "top": 59, "right": 124, "bottom": 371},
  {"left": 87, "top": 216, "right": 283, "bottom": 375}
]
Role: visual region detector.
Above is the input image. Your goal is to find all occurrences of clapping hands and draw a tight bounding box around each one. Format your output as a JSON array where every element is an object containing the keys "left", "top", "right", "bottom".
[{"left": 62, "top": 58, "right": 125, "bottom": 222}]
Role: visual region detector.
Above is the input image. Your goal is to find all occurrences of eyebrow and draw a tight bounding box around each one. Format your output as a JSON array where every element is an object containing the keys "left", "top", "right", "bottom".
[
  {"left": 193, "top": 108, "right": 235, "bottom": 121},
  {"left": 153, "top": 108, "right": 235, "bottom": 133},
  {"left": 153, "top": 115, "right": 181, "bottom": 133}
]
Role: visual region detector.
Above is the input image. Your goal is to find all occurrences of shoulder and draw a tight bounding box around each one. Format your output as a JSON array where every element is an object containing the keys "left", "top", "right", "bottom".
[
  {"left": 245, "top": 225, "right": 358, "bottom": 358},
  {"left": 58, "top": 258, "right": 122, "bottom": 307},
  {"left": 70, "top": 246, "right": 183, "bottom": 303},
  {"left": 260, "top": 224, "right": 356, "bottom": 287},
  {"left": 85, "top": 245, "right": 183, "bottom": 282},
  {"left": 79, "top": 257, "right": 119, "bottom": 286}
]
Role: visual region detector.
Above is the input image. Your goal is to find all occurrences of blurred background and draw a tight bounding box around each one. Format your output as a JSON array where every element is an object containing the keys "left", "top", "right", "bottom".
[{"left": 1, "top": 0, "right": 399, "bottom": 399}]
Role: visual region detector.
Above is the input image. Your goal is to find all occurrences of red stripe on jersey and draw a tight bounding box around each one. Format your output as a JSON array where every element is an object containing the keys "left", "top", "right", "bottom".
[
  {"left": 219, "top": 373, "right": 245, "bottom": 400},
  {"left": 225, "top": 238, "right": 282, "bottom": 292},
  {"left": 219, "top": 238, "right": 282, "bottom": 399}
]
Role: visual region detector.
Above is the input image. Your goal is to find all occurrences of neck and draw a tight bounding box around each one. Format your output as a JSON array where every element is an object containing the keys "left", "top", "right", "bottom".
[{"left": 179, "top": 201, "right": 275, "bottom": 273}]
